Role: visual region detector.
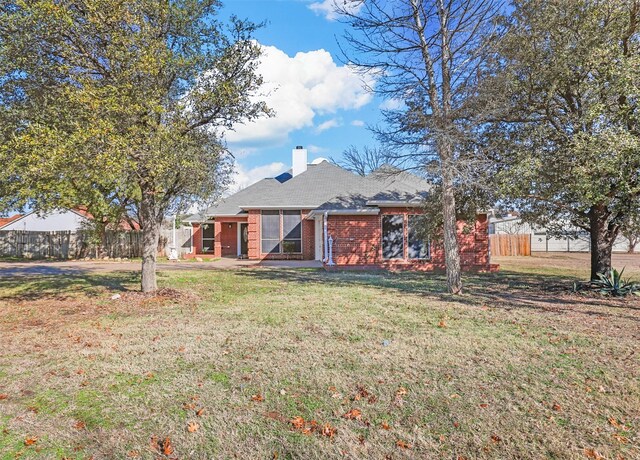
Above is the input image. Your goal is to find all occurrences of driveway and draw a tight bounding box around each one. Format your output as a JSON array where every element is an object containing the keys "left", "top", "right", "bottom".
[{"left": 0, "top": 258, "right": 322, "bottom": 278}]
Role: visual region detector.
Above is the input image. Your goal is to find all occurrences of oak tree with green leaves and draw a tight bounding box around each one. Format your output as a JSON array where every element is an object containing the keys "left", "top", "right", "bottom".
[
  {"left": 0, "top": 0, "right": 269, "bottom": 291},
  {"left": 484, "top": 0, "right": 640, "bottom": 280}
]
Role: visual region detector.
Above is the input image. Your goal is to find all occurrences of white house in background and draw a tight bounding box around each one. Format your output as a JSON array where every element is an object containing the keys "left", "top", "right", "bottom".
[
  {"left": 489, "top": 215, "right": 630, "bottom": 253},
  {"left": 0, "top": 209, "right": 91, "bottom": 232}
]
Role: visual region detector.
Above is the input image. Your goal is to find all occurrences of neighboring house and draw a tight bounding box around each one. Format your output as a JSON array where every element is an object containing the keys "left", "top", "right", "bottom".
[
  {"left": 0, "top": 208, "right": 140, "bottom": 232},
  {"left": 0, "top": 209, "right": 91, "bottom": 231},
  {"left": 489, "top": 215, "right": 630, "bottom": 253},
  {"left": 185, "top": 146, "right": 494, "bottom": 271}
]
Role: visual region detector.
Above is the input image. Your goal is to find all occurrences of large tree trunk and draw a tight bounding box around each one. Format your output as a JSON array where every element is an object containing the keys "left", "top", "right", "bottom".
[
  {"left": 589, "top": 206, "right": 616, "bottom": 281},
  {"left": 441, "top": 158, "right": 462, "bottom": 294},
  {"left": 140, "top": 189, "right": 160, "bottom": 293}
]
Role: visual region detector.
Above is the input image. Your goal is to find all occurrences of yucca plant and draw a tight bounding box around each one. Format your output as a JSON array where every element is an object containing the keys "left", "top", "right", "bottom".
[{"left": 592, "top": 267, "right": 640, "bottom": 296}]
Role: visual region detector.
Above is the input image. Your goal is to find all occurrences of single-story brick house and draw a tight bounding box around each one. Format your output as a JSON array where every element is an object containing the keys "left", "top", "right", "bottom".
[{"left": 185, "top": 147, "right": 494, "bottom": 271}]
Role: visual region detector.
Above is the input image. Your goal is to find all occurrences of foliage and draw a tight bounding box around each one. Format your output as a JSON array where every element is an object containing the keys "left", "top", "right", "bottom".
[
  {"left": 483, "top": 0, "right": 640, "bottom": 279},
  {"left": 0, "top": 0, "right": 270, "bottom": 291},
  {"left": 338, "top": 0, "right": 502, "bottom": 294},
  {"left": 592, "top": 268, "right": 640, "bottom": 297}
]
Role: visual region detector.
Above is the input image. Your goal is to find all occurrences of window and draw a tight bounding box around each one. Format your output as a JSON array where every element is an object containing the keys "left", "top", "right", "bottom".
[
  {"left": 382, "top": 215, "right": 404, "bottom": 259},
  {"left": 408, "top": 215, "right": 429, "bottom": 259},
  {"left": 282, "top": 210, "right": 302, "bottom": 253},
  {"left": 202, "top": 224, "right": 215, "bottom": 253},
  {"left": 261, "top": 210, "right": 303, "bottom": 254},
  {"left": 261, "top": 211, "right": 280, "bottom": 254}
]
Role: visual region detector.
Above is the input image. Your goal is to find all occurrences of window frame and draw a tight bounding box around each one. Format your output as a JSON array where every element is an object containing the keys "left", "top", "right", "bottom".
[
  {"left": 381, "top": 214, "right": 405, "bottom": 260},
  {"left": 260, "top": 210, "right": 281, "bottom": 254},
  {"left": 407, "top": 214, "right": 430, "bottom": 260},
  {"left": 201, "top": 223, "right": 215, "bottom": 253},
  {"left": 261, "top": 210, "right": 303, "bottom": 255}
]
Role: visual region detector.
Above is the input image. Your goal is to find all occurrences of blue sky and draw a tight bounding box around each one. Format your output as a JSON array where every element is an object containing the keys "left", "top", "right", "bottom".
[{"left": 219, "top": 0, "right": 389, "bottom": 189}]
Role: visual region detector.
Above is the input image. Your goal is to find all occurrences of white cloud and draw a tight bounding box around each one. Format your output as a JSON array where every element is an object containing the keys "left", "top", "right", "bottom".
[
  {"left": 225, "top": 44, "right": 373, "bottom": 148},
  {"left": 307, "top": 144, "right": 328, "bottom": 154},
  {"left": 351, "top": 119, "right": 365, "bottom": 127},
  {"left": 308, "top": 0, "right": 363, "bottom": 21},
  {"left": 229, "top": 161, "right": 288, "bottom": 193},
  {"left": 379, "top": 98, "right": 405, "bottom": 111},
  {"left": 315, "top": 118, "right": 341, "bottom": 133}
]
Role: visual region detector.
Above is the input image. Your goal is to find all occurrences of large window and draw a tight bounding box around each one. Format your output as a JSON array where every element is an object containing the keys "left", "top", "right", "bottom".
[
  {"left": 202, "top": 224, "right": 215, "bottom": 253},
  {"left": 382, "top": 215, "right": 404, "bottom": 259},
  {"left": 261, "top": 211, "right": 281, "bottom": 254},
  {"left": 261, "top": 210, "right": 303, "bottom": 254},
  {"left": 282, "top": 211, "right": 302, "bottom": 253},
  {"left": 408, "top": 215, "right": 429, "bottom": 259}
]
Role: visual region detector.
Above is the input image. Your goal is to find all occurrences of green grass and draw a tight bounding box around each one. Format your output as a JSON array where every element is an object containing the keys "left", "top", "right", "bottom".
[{"left": 0, "top": 262, "right": 638, "bottom": 459}]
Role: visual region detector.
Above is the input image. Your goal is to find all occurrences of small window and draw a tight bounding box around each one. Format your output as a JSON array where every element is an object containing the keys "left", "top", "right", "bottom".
[
  {"left": 282, "top": 210, "right": 302, "bottom": 253},
  {"left": 408, "top": 215, "right": 429, "bottom": 259},
  {"left": 261, "top": 211, "right": 281, "bottom": 254},
  {"left": 382, "top": 215, "right": 404, "bottom": 259},
  {"left": 202, "top": 224, "right": 215, "bottom": 253}
]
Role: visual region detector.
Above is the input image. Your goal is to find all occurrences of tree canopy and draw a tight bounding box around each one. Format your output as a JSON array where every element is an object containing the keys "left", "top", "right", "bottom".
[
  {"left": 0, "top": 0, "right": 270, "bottom": 290},
  {"left": 484, "top": 0, "right": 640, "bottom": 279}
]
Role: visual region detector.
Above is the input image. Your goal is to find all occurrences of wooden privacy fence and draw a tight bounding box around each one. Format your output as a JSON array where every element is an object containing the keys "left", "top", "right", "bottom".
[
  {"left": 0, "top": 230, "right": 143, "bottom": 259},
  {"left": 490, "top": 234, "right": 531, "bottom": 256}
]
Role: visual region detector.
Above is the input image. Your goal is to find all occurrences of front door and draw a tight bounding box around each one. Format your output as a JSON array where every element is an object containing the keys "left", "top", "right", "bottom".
[{"left": 240, "top": 223, "right": 249, "bottom": 258}]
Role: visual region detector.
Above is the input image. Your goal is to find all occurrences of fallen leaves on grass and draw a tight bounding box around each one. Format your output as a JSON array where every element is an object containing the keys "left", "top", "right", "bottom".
[
  {"left": 126, "top": 450, "right": 140, "bottom": 458},
  {"left": 321, "top": 423, "right": 336, "bottom": 438},
  {"left": 608, "top": 417, "right": 621, "bottom": 428},
  {"left": 396, "top": 440, "right": 411, "bottom": 449},
  {"left": 612, "top": 433, "right": 628, "bottom": 443},
  {"left": 161, "top": 437, "right": 174, "bottom": 456},
  {"left": 251, "top": 394, "right": 264, "bottom": 402},
  {"left": 438, "top": 320, "right": 447, "bottom": 328},
  {"left": 491, "top": 434, "right": 501, "bottom": 444},
  {"left": 187, "top": 421, "right": 199, "bottom": 433},
  {"left": 0, "top": 394, "right": 8, "bottom": 400},
  {"left": 342, "top": 408, "right": 362, "bottom": 420},
  {"left": 290, "top": 417, "right": 305, "bottom": 430},
  {"left": 584, "top": 448, "right": 604, "bottom": 459},
  {"left": 196, "top": 408, "right": 205, "bottom": 417},
  {"left": 552, "top": 403, "right": 562, "bottom": 411},
  {"left": 290, "top": 416, "right": 336, "bottom": 438},
  {"left": 381, "top": 421, "right": 391, "bottom": 430},
  {"left": 24, "top": 437, "right": 38, "bottom": 446},
  {"left": 73, "top": 420, "right": 86, "bottom": 430}
]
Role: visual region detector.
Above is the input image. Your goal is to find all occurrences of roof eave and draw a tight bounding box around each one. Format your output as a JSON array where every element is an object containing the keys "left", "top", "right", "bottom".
[{"left": 308, "top": 208, "right": 381, "bottom": 218}]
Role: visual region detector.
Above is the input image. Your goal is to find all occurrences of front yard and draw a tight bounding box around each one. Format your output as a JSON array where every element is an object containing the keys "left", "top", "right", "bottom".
[{"left": 0, "top": 259, "right": 638, "bottom": 459}]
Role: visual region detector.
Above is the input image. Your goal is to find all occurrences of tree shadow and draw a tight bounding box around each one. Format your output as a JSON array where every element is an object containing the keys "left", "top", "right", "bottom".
[
  {"left": 0, "top": 268, "right": 140, "bottom": 301},
  {"left": 236, "top": 267, "right": 640, "bottom": 323}
]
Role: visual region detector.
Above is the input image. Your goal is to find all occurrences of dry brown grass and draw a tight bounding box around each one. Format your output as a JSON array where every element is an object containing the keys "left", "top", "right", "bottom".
[{"left": 0, "top": 260, "right": 638, "bottom": 459}]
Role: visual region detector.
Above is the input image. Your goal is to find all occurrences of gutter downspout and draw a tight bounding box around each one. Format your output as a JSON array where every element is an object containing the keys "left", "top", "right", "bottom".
[{"left": 323, "top": 211, "right": 328, "bottom": 263}]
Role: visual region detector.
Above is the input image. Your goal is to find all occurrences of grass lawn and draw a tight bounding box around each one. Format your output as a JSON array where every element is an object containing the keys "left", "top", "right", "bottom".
[{"left": 0, "top": 262, "right": 638, "bottom": 459}]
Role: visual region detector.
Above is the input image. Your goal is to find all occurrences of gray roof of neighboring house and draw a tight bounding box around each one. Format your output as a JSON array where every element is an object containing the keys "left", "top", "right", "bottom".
[{"left": 186, "top": 161, "right": 432, "bottom": 220}]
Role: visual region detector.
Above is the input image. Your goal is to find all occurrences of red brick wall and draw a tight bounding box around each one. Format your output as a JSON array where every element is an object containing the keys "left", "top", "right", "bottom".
[
  {"left": 326, "top": 209, "right": 491, "bottom": 271},
  {"left": 192, "top": 224, "right": 203, "bottom": 255}
]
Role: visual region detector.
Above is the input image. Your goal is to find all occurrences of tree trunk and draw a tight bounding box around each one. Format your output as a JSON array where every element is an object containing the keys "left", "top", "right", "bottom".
[
  {"left": 140, "top": 189, "right": 160, "bottom": 293},
  {"left": 589, "top": 206, "right": 616, "bottom": 281},
  {"left": 441, "top": 159, "right": 462, "bottom": 294}
]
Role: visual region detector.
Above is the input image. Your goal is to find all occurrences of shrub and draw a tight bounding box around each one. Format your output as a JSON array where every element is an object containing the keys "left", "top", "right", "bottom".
[{"left": 592, "top": 268, "right": 640, "bottom": 297}]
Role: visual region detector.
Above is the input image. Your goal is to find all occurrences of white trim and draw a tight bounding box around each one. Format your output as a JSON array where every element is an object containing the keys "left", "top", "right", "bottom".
[
  {"left": 237, "top": 223, "right": 242, "bottom": 257},
  {"left": 308, "top": 208, "right": 380, "bottom": 218},
  {"left": 241, "top": 205, "right": 317, "bottom": 210},
  {"left": 366, "top": 200, "right": 423, "bottom": 207}
]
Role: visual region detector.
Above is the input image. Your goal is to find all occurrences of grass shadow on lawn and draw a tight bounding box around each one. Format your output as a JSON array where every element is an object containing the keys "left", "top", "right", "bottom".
[
  {"left": 0, "top": 270, "right": 140, "bottom": 301},
  {"left": 236, "top": 267, "right": 640, "bottom": 320}
]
